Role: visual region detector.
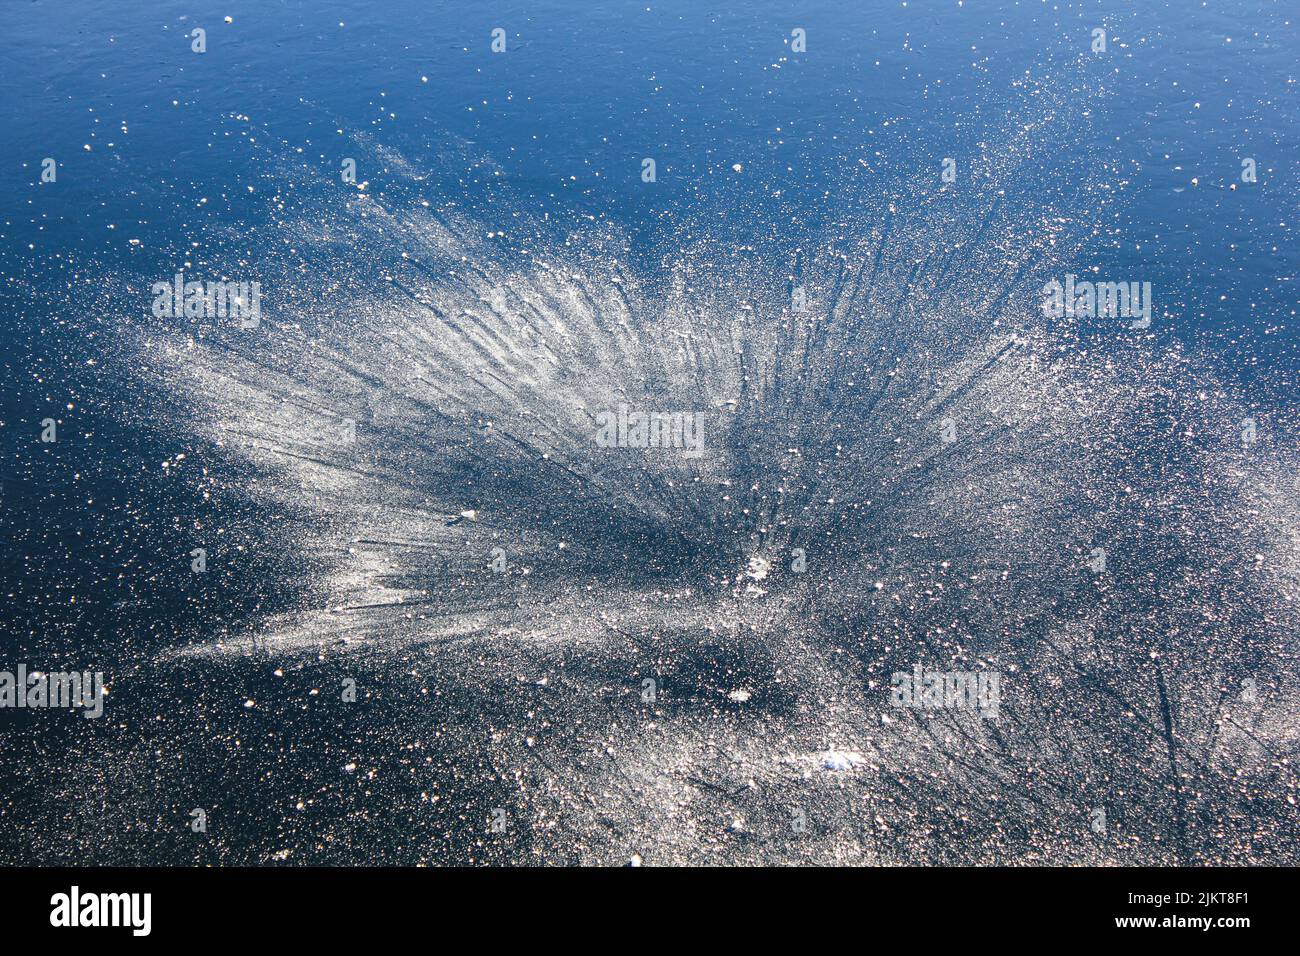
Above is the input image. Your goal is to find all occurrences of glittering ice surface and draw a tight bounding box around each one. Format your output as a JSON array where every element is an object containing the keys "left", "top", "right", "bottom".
[{"left": 0, "top": 2, "right": 1296, "bottom": 866}]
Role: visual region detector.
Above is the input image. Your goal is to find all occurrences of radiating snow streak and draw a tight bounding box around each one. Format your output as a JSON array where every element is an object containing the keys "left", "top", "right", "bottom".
[{"left": 52, "top": 67, "right": 1300, "bottom": 865}]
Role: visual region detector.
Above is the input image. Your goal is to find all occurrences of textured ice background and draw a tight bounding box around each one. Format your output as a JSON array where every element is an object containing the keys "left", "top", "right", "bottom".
[{"left": 0, "top": 2, "right": 1296, "bottom": 864}]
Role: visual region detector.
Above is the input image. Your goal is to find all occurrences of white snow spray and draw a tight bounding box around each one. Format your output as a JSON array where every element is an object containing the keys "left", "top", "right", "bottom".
[{"left": 22, "top": 65, "right": 1299, "bottom": 867}]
